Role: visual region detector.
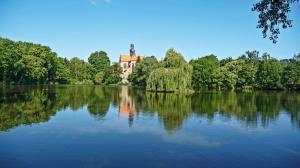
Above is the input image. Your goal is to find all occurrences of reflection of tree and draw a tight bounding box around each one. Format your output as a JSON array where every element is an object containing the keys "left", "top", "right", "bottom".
[
  {"left": 127, "top": 89, "right": 300, "bottom": 131},
  {"left": 110, "top": 86, "right": 121, "bottom": 108},
  {"left": 191, "top": 91, "right": 300, "bottom": 129},
  {"left": 88, "top": 86, "right": 114, "bottom": 119},
  {"left": 64, "top": 86, "right": 93, "bottom": 110},
  {"left": 128, "top": 87, "right": 151, "bottom": 112},
  {"left": 1, "top": 85, "right": 299, "bottom": 132},
  {"left": 254, "top": 92, "right": 281, "bottom": 127},
  {"left": 0, "top": 87, "right": 59, "bottom": 131},
  {"left": 280, "top": 92, "right": 300, "bottom": 128},
  {"left": 0, "top": 85, "right": 114, "bottom": 131},
  {"left": 191, "top": 92, "right": 219, "bottom": 120},
  {"left": 146, "top": 93, "right": 192, "bottom": 132}
]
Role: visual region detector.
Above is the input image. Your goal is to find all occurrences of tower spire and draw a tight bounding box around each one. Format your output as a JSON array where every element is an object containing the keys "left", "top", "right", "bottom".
[{"left": 130, "top": 44, "right": 136, "bottom": 56}]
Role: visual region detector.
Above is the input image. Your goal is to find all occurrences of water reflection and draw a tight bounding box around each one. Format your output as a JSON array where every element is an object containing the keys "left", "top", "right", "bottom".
[
  {"left": 119, "top": 86, "right": 140, "bottom": 127},
  {"left": 146, "top": 93, "right": 192, "bottom": 132},
  {"left": 191, "top": 92, "right": 300, "bottom": 128},
  {"left": 0, "top": 86, "right": 299, "bottom": 132}
]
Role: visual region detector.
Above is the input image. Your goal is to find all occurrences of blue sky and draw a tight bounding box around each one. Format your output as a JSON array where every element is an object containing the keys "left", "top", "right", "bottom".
[{"left": 1, "top": 0, "right": 300, "bottom": 62}]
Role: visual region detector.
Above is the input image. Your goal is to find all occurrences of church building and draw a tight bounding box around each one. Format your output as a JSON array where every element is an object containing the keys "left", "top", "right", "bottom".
[{"left": 119, "top": 44, "right": 144, "bottom": 83}]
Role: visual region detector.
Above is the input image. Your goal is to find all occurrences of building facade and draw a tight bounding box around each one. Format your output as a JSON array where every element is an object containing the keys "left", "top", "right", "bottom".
[{"left": 119, "top": 44, "right": 144, "bottom": 83}]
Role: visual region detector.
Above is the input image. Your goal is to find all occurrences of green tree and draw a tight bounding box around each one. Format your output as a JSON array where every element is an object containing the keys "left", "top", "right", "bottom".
[
  {"left": 88, "top": 51, "right": 110, "bottom": 75},
  {"left": 55, "top": 57, "right": 71, "bottom": 84},
  {"left": 218, "top": 60, "right": 242, "bottom": 90},
  {"left": 190, "top": 54, "right": 219, "bottom": 89},
  {"left": 163, "top": 48, "right": 186, "bottom": 68},
  {"left": 0, "top": 37, "right": 64, "bottom": 84},
  {"left": 237, "top": 62, "right": 258, "bottom": 89},
  {"left": 214, "top": 59, "right": 257, "bottom": 90},
  {"left": 236, "top": 55, "right": 259, "bottom": 89},
  {"left": 147, "top": 48, "right": 192, "bottom": 92},
  {"left": 0, "top": 37, "right": 22, "bottom": 84},
  {"left": 94, "top": 72, "right": 105, "bottom": 84},
  {"left": 104, "top": 63, "right": 122, "bottom": 85},
  {"left": 68, "top": 57, "right": 93, "bottom": 84},
  {"left": 219, "top": 57, "right": 233, "bottom": 66},
  {"left": 258, "top": 56, "right": 283, "bottom": 89},
  {"left": 22, "top": 48, "right": 47, "bottom": 83},
  {"left": 245, "top": 50, "right": 260, "bottom": 61},
  {"left": 128, "top": 56, "right": 159, "bottom": 87},
  {"left": 282, "top": 54, "right": 300, "bottom": 88}
]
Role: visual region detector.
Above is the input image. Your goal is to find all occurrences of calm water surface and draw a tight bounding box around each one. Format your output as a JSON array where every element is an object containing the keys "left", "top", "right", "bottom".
[{"left": 0, "top": 86, "right": 299, "bottom": 168}]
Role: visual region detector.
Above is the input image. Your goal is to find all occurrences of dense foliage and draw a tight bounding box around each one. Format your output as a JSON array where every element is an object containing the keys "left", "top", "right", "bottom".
[
  {"left": 203, "top": 51, "right": 300, "bottom": 90},
  {"left": 0, "top": 37, "right": 121, "bottom": 85},
  {"left": 146, "top": 49, "right": 193, "bottom": 92},
  {"left": 1, "top": 37, "right": 299, "bottom": 91},
  {"left": 128, "top": 56, "right": 159, "bottom": 87},
  {"left": 103, "top": 63, "right": 122, "bottom": 85},
  {"left": 0, "top": 37, "right": 64, "bottom": 84},
  {"left": 130, "top": 49, "right": 300, "bottom": 91},
  {"left": 88, "top": 51, "right": 110, "bottom": 82},
  {"left": 190, "top": 55, "right": 218, "bottom": 89}
]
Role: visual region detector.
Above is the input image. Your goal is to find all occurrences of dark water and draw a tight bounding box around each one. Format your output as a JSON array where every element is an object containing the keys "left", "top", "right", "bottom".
[{"left": 0, "top": 86, "right": 299, "bottom": 168}]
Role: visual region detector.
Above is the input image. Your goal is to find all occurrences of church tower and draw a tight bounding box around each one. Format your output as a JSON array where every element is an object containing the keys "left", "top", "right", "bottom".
[
  {"left": 119, "top": 44, "right": 144, "bottom": 83},
  {"left": 129, "top": 44, "right": 136, "bottom": 56}
]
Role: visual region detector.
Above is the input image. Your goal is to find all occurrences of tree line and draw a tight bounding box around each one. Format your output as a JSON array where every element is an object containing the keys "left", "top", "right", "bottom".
[
  {"left": 1, "top": 37, "right": 300, "bottom": 91},
  {"left": 129, "top": 49, "right": 300, "bottom": 91},
  {"left": 0, "top": 37, "right": 122, "bottom": 85}
]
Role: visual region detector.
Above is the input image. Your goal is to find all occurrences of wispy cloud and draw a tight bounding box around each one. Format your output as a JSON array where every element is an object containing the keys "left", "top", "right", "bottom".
[
  {"left": 103, "top": 0, "right": 112, "bottom": 3},
  {"left": 88, "top": 0, "right": 112, "bottom": 6},
  {"left": 89, "top": 0, "right": 97, "bottom": 6}
]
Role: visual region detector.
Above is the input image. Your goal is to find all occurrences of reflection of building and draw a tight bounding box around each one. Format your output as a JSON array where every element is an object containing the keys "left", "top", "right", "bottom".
[
  {"left": 119, "top": 86, "right": 139, "bottom": 127},
  {"left": 119, "top": 44, "right": 144, "bottom": 83}
]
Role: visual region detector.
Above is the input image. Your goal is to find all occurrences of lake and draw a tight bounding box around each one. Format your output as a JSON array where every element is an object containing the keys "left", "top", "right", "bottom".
[{"left": 0, "top": 85, "right": 299, "bottom": 168}]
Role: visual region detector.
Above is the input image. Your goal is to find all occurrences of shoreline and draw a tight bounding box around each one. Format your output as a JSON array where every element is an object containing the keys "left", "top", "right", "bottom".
[{"left": 1, "top": 84, "right": 300, "bottom": 92}]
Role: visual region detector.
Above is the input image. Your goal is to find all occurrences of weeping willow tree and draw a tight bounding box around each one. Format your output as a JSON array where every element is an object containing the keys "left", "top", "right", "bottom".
[{"left": 146, "top": 48, "right": 193, "bottom": 92}]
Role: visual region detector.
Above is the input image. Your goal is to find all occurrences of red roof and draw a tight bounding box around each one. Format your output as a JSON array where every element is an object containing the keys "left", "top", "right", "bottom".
[{"left": 119, "top": 55, "right": 144, "bottom": 62}]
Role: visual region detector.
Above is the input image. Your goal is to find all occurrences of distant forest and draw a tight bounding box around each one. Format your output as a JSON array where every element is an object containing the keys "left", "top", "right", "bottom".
[{"left": 1, "top": 37, "right": 299, "bottom": 91}]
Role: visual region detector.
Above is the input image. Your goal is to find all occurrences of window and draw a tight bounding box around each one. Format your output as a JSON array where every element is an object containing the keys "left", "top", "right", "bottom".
[{"left": 124, "top": 63, "right": 127, "bottom": 69}]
